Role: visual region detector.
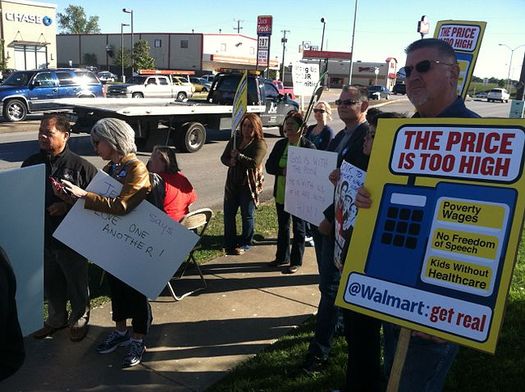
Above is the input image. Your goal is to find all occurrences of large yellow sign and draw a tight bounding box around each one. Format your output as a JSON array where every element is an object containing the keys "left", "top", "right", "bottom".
[{"left": 336, "top": 118, "right": 525, "bottom": 353}]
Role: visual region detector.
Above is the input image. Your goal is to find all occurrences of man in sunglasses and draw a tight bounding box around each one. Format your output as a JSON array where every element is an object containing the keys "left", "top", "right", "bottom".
[
  {"left": 302, "top": 85, "right": 370, "bottom": 375},
  {"left": 356, "top": 38, "right": 480, "bottom": 391}
]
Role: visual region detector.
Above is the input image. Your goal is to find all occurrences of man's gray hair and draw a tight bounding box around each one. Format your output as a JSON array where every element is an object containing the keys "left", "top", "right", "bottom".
[
  {"left": 405, "top": 38, "right": 457, "bottom": 62},
  {"left": 91, "top": 118, "right": 137, "bottom": 155}
]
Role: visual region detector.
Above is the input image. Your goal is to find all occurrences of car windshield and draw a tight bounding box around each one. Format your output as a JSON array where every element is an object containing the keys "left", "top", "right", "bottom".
[{"left": 3, "top": 71, "right": 33, "bottom": 86}]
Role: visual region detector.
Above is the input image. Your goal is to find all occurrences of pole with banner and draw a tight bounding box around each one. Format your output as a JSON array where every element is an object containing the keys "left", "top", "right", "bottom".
[{"left": 231, "top": 70, "right": 248, "bottom": 146}]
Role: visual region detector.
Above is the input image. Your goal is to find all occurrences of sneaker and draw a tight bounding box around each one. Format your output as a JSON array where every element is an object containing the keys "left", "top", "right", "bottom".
[
  {"left": 122, "top": 339, "right": 146, "bottom": 368},
  {"left": 225, "top": 247, "right": 244, "bottom": 256},
  {"left": 96, "top": 330, "right": 131, "bottom": 354},
  {"left": 32, "top": 323, "right": 67, "bottom": 339},
  {"left": 286, "top": 265, "right": 300, "bottom": 274},
  {"left": 268, "top": 259, "right": 289, "bottom": 267},
  {"left": 70, "top": 321, "right": 89, "bottom": 342},
  {"left": 305, "top": 236, "right": 315, "bottom": 247},
  {"left": 241, "top": 244, "right": 252, "bottom": 252}
]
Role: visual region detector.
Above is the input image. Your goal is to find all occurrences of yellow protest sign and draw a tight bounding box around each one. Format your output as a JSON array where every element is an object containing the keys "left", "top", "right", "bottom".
[
  {"left": 434, "top": 20, "right": 487, "bottom": 98},
  {"left": 336, "top": 118, "right": 525, "bottom": 353}
]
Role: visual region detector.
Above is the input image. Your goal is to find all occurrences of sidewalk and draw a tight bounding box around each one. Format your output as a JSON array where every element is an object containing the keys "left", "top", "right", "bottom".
[{"left": 3, "top": 244, "right": 320, "bottom": 391}]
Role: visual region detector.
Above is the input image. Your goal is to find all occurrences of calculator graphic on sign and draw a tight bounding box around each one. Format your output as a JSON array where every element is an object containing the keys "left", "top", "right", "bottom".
[{"left": 364, "top": 182, "right": 516, "bottom": 308}]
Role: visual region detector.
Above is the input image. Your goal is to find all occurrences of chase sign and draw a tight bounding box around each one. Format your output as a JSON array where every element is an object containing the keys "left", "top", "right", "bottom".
[{"left": 4, "top": 12, "right": 53, "bottom": 26}]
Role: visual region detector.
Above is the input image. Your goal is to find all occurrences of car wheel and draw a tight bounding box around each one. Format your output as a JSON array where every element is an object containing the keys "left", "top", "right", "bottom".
[
  {"left": 176, "top": 92, "right": 188, "bottom": 101},
  {"left": 132, "top": 92, "right": 144, "bottom": 98},
  {"left": 3, "top": 99, "right": 27, "bottom": 122},
  {"left": 177, "top": 122, "right": 206, "bottom": 153}
]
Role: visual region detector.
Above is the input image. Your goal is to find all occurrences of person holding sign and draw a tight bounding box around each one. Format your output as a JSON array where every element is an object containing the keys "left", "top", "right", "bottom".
[
  {"left": 303, "top": 86, "right": 370, "bottom": 374},
  {"left": 266, "top": 111, "right": 316, "bottom": 274},
  {"left": 22, "top": 113, "right": 97, "bottom": 343},
  {"left": 61, "top": 118, "right": 153, "bottom": 368},
  {"left": 356, "top": 38, "right": 480, "bottom": 391},
  {"left": 148, "top": 146, "right": 197, "bottom": 222},
  {"left": 221, "top": 113, "right": 268, "bottom": 255}
]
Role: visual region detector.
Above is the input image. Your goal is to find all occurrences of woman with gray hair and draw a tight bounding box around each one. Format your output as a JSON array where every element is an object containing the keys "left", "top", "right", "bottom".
[{"left": 62, "top": 117, "right": 152, "bottom": 368}]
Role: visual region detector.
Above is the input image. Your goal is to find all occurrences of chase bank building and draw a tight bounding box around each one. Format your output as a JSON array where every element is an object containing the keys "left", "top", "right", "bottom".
[{"left": 0, "top": 0, "right": 56, "bottom": 70}]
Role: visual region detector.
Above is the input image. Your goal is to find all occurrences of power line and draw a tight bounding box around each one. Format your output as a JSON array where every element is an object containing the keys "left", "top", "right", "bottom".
[{"left": 233, "top": 19, "right": 244, "bottom": 34}]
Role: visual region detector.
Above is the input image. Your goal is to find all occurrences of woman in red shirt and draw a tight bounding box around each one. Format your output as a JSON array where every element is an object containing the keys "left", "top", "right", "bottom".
[{"left": 148, "top": 146, "right": 197, "bottom": 222}]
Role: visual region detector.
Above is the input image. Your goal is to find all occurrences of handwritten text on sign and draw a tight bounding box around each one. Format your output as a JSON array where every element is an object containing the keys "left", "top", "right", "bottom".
[
  {"left": 390, "top": 126, "right": 525, "bottom": 182},
  {"left": 53, "top": 171, "right": 199, "bottom": 299},
  {"left": 285, "top": 147, "right": 338, "bottom": 226}
]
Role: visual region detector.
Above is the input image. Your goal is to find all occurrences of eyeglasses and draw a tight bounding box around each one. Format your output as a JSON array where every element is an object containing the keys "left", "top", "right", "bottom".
[
  {"left": 335, "top": 99, "right": 359, "bottom": 106},
  {"left": 313, "top": 108, "right": 326, "bottom": 113},
  {"left": 403, "top": 59, "right": 456, "bottom": 78}
]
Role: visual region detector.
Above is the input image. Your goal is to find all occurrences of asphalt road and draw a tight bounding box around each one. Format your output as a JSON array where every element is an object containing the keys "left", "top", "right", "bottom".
[{"left": 0, "top": 96, "right": 513, "bottom": 210}]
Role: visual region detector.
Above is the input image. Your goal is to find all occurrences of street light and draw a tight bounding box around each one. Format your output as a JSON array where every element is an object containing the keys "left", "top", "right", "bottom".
[
  {"left": 348, "top": 0, "right": 359, "bottom": 85},
  {"left": 319, "top": 17, "right": 326, "bottom": 81},
  {"left": 123, "top": 8, "right": 134, "bottom": 74},
  {"left": 120, "top": 23, "right": 129, "bottom": 82},
  {"left": 499, "top": 43, "right": 525, "bottom": 92}
]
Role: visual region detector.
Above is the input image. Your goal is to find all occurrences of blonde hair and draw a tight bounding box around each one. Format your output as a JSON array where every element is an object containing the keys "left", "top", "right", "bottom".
[{"left": 315, "top": 100, "right": 332, "bottom": 121}]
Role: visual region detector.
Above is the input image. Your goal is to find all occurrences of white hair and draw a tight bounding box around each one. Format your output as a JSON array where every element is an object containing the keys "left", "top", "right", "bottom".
[{"left": 91, "top": 118, "right": 137, "bottom": 155}]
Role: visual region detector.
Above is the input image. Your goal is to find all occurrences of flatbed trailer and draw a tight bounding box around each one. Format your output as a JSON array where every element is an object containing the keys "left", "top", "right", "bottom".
[{"left": 57, "top": 97, "right": 266, "bottom": 153}]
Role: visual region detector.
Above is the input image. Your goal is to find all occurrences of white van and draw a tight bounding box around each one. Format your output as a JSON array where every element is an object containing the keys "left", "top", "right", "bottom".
[{"left": 487, "top": 88, "right": 510, "bottom": 103}]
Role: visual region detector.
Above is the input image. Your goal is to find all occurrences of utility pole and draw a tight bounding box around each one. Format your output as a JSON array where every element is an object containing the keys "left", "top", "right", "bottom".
[
  {"left": 233, "top": 19, "right": 244, "bottom": 34},
  {"left": 281, "top": 30, "right": 290, "bottom": 82}
]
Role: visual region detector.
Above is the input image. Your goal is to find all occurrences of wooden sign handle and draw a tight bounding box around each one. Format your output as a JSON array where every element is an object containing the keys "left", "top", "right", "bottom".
[{"left": 386, "top": 327, "right": 412, "bottom": 392}]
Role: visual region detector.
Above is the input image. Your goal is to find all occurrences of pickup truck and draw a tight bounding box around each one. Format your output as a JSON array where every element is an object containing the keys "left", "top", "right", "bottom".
[
  {"left": 61, "top": 72, "right": 299, "bottom": 153},
  {"left": 106, "top": 75, "right": 193, "bottom": 100}
]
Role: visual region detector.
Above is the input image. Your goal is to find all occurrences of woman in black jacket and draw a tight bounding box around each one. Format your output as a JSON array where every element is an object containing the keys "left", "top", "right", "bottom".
[{"left": 265, "top": 111, "right": 316, "bottom": 274}]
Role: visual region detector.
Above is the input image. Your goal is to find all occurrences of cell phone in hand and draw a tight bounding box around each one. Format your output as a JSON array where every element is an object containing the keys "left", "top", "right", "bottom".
[{"left": 49, "top": 176, "right": 70, "bottom": 195}]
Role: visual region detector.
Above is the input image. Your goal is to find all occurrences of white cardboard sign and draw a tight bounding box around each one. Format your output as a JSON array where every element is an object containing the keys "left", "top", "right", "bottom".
[
  {"left": 285, "top": 146, "right": 338, "bottom": 226},
  {"left": 53, "top": 171, "right": 199, "bottom": 299},
  {"left": 292, "top": 62, "right": 320, "bottom": 97}
]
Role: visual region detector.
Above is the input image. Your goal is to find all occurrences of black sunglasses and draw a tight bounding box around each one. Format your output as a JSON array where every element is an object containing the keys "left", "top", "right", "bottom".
[
  {"left": 335, "top": 99, "right": 359, "bottom": 106},
  {"left": 313, "top": 108, "right": 326, "bottom": 113},
  {"left": 403, "top": 59, "right": 455, "bottom": 78}
]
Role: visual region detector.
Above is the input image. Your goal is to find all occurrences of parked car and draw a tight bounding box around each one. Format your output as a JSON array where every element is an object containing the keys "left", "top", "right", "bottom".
[
  {"left": 0, "top": 68, "right": 17, "bottom": 83},
  {"left": 0, "top": 68, "right": 103, "bottom": 121},
  {"left": 272, "top": 80, "right": 295, "bottom": 99},
  {"left": 97, "top": 71, "right": 117, "bottom": 83},
  {"left": 190, "top": 77, "right": 212, "bottom": 92},
  {"left": 368, "top": 85, "right": 390, "bottom": 100},
  {"left": 106, "top": 74, "right": 193, "bottom": 100},
  {"left": 392, "top": 82, "right": 406, "bottom": 95},
  {"left": 487, "top": 88, "right": 510, "bottom": 103},
  {"left": 473, "top": 91, "right": 488, "bottom": 100},
  {"left": 172, "top": 75, "right": 196, "bottom": 94},
  {"left": 201, "top": 74, "right": 216, "bottom": 83}
]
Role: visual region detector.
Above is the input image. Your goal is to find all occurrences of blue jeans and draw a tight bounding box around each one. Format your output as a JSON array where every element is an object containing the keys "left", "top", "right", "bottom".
[
  {"left": 307, "top": 234, "right": 343, "bottom": 360},
  {"left": 223, "top": 188, "right": 255, "bottom": 250},
  {"left": 383, "top": 323, "right": 459, "bottom": 392},
  {"left": 275, "top": 202, "right": 305, "bottom": 266}
]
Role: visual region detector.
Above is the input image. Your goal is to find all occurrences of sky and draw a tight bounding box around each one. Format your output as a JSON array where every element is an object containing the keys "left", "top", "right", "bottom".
[{"left": 53, "top": 0, "right": 525, "bottom": 80}]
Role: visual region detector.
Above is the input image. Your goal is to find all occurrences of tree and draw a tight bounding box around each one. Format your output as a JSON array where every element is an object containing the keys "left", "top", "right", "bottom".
[
  {"left": 133, "top": 40, "right": 155, "bottom": 70},
  {"left": 57, "top": 5, "right": 100, "bottom": 34},
  {"left": 113, "top": 48, "right": 132, "bottom": 68}
]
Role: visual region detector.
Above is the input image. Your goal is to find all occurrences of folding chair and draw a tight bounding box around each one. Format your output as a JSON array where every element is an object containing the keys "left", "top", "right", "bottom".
[{"left": 167, "top": 208, "right": 213, "bottom": 301}]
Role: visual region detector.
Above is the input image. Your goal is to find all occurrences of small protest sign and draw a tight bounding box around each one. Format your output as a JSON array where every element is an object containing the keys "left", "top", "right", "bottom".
[{"left": 284, "top": 146, "right": 338, "bottom": 226}]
